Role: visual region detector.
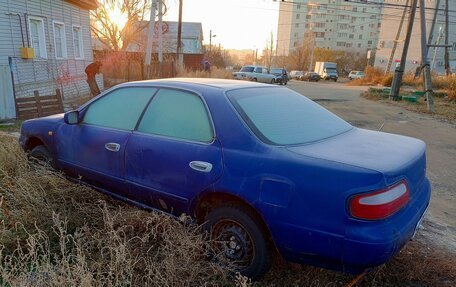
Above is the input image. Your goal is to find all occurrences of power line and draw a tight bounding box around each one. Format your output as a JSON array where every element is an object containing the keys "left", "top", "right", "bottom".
[
  {"left": 346, "top": 0, "right": 456, "bottom": 14},
  {"left": 278, "top": 0, "right": 456, "bottom": 14}
]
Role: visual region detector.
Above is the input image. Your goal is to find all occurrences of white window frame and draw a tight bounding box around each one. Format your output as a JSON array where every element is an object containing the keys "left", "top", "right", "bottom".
[
  {"left": 28, "top": 16, "right": 47, "bottom": 59},
  {"left": 72, "top": 25, "right": 84, "bottom": 59},
  {"left": 53, "top": 20, "right": 67, "bottom": 59}
]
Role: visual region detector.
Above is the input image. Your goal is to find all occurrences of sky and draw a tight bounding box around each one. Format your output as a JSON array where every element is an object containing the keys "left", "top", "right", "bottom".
[{"left": 163, "top": 0, "right": 280, "bottom": 51}]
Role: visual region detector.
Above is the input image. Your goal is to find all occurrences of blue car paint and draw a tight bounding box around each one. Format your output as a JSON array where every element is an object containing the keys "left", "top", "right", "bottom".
[{"left": 19, "top": 78, "right": 431, "bottom": 274}]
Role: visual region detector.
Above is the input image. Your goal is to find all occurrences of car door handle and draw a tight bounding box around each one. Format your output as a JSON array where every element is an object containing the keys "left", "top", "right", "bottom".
[
  {"left": 105, "top": 142, "right": 120, "bottom": 152},
  {"left": 189, "top": 161, "right": 213, "bottom": 173}
]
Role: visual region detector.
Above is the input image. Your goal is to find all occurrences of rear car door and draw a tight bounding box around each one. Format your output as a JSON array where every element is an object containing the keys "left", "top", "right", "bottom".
[
  {"left": 56, "top": 87, "right": 156, "bottom": 197},
  {"left": 125, "top": 88, "right": 223, "bottom": 215}
]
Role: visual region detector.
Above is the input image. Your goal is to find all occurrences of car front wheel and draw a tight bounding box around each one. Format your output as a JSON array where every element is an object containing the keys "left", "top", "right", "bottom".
[
  {"left": 204, "top": 205, "right": 271, "bottom": 280},
  {"left": 29, "top": 145, "right": 55, "bottom": 168}
]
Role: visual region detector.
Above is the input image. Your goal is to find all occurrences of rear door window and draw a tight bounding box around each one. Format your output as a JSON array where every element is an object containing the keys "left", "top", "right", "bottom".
[{"left": 137, "top": 89, "right": 214, "bottom": 142}]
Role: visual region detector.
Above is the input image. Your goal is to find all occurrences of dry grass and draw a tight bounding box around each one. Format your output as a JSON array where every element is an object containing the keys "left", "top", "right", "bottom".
[
  {"left": 0, "top": 136, "right": 240, "bottom": 286},
  {"left": 1, "top": 135, "right": 455, "bottom": 286},
  {"left": 362, "top": 90, "right": 456, "bottom": 123},
  {"left": 347, "top": 68, "right": 456, "bottom": 96},
  {"left": 347, "top": 67, "right": 392, "bottom": 87}
]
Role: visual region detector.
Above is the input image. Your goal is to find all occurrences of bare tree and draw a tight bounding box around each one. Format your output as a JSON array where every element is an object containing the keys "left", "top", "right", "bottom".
[{"left": 91, "top": 0, "right": 167, "bottom": 51}]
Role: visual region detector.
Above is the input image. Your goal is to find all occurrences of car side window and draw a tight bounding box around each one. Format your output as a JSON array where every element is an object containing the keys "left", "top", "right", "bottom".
[
  {"left": 137, "top": 89, "right": 214, "bottom": 142},
  {"left": 83, "top": 87, "right": 156, "bottom": 130},
  {"left": 254, "top": 67, "right": 262, "bottom": 73}
]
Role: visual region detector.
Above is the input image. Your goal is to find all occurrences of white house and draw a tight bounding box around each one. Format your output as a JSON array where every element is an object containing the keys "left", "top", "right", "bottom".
[{"left": 0, "top": 0, "right": 101, "bottom": 120}]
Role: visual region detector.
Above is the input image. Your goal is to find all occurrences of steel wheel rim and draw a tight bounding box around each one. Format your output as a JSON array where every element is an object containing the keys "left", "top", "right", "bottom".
[{"left": 211, "top": 219, "right": 255, "bottom": 270}]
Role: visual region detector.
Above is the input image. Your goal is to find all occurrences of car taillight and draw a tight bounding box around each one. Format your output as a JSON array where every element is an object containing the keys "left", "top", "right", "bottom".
[{"left": 349, "top": 180, "right": 410, "bottom": 220}]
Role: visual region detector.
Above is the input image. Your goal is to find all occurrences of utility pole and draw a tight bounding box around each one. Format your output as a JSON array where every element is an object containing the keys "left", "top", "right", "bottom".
[
  {"left": 390, "top": 0, "right": 417, "bottom": 101},
  {"left": 144, "top": 0, "right": 157, "bottom": 79},
  {"left": 385, "top": 0, "right": 409, "bottom": 74},
  {"left": 308, "top": 35, "right": 315, "bottom": 72},
  {"left": 431, "top": 27, "right": 443, "bottom": 70},
  {"left": 209, "top": 30, "right": 213, "bottom": 53},
  {"left": 444, "top": 0, "right": 450, "bottom": 75},
  {"left": 157, "top": 0, "right": 163, "bottom": 77},
  {"left": 176, "top": 0, "right": 183, "bottom": 68},
  {"left": 427, "top": 0, "right": 440, "bottom": 57},
  {"left": 419, "top": 0, "right": 434, "bottom": 112}
]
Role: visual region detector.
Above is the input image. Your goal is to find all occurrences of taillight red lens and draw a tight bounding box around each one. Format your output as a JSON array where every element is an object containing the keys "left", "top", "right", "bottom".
[{"left": 349, "top": 180, "right": 410, "bottom": 220}]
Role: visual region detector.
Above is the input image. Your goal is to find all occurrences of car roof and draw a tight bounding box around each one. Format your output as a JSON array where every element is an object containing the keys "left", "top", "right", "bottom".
[{"left": 115, "top": 78, "right": 273, "bottom": 92}]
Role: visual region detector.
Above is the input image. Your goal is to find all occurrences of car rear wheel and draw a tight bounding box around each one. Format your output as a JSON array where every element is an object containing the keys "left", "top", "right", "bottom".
[
  {"left": 271, "top": 79, "right": 275, "bottom": 84},
  {"left": 204, "top": 205, "right": 271, "bottom": 280},
  {"left": 29, "top": 145, "right": 55, "bottom": 168}
]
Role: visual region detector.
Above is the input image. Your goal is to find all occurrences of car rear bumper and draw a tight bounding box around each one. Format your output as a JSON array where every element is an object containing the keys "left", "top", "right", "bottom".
[
  {"left": 271, "top": 178, "right": 431, "bottom": 273},
  {"left": 341, "top": 178, "right": 430, "bottom": 269}
]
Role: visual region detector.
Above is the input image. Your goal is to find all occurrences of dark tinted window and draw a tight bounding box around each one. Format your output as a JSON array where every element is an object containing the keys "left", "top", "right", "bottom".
[{"left": 240, "top": 66, "right": 254, "bottom": 72}]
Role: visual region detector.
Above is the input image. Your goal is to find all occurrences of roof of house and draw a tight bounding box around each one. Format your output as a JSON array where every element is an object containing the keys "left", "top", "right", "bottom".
[
  {"left": 64, "top": 0, "right": 97, "bottom": 10},
  {"left": 138, "top": 21, "right": 203, "bottom": 40}
]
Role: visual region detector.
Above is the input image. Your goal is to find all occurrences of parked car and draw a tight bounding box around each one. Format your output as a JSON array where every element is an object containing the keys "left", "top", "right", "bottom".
[
  {"left": 20, "top": 79, "right": 430, "bottom": 280},
  {"left": 270, "top": 68, "right": 288, "bottom": 85},
  {"left": 301, "top": 72, "right": 321, "bottom": 82},
  {"left": 233, "top": 66, "right": 276, "bottom": 84},
  {"left": 349, "top": 70, "right": 366, "bottom": 80},
  {"left": 289, "top": 70, "right": 304, "bottom": 80}
]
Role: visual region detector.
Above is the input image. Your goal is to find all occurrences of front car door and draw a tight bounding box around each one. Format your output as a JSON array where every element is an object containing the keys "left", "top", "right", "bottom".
[
  {"left": 125, "top": 88, "right": 223, "bottom": 215},
  {"left": 56, "top": 86, "right": 157, "bottom": 197}
]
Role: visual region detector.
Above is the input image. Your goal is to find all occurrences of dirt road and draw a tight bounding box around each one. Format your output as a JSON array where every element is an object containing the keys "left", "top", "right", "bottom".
[{"left": 287, "top": 80, "right": 456, "bottom": 252}]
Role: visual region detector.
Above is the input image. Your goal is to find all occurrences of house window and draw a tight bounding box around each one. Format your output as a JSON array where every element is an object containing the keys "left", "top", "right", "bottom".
[
  {"left": 53, "top": 21, "right": 67, "bottom": 59},
  {"left": 296, "top": 14, "right": 300, "bottom": 20},
  {"left": 72, "top": 25, "right": 84, "bottom": 59},
  {"left": 28, "top": 16, "right": 47, "bottom": 58}
]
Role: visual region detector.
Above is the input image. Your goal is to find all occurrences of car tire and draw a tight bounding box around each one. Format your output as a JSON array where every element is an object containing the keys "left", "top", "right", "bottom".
[
  {"left": 284, "top": 81, "right": 287, "bottom": 85},
  {"left": 252, "top": 78, "right": 257, "bottom": 82},
  {"left": 29, "top": 145, "right": 55, "bottom": 168},
  {"left": 271, "top": 79, "right": 276, "bottom": 84},
  {"left": 204, "top": 204, "right": 271, "bottom": 280}
]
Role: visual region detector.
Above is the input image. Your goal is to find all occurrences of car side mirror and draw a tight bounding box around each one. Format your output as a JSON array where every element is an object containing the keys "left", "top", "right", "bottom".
[{"left": 64, "top": 111, "right": 80, "bottom": 125}]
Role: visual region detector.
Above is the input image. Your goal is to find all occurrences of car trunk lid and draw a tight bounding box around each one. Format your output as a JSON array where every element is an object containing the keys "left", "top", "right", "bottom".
[{"left": 286, "top": 128, "right": 427, "bottom": 193}]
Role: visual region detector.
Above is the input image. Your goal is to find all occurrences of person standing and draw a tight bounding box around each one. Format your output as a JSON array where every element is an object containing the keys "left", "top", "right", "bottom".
[{"left": 85, "top": 61, "right": 102, "bottom": 97}]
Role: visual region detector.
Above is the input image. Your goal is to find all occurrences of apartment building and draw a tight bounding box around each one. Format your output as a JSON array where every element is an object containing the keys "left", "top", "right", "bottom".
[
  {"left": 374, "top": 0, "right": 456, "bottom": 74},
  {"left": 277, "top": 0, "right": 383, "bottom": 56}
]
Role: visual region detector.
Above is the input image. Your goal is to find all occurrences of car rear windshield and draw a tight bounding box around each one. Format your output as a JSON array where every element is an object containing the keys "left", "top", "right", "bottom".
[
  {"left": 240, "top": 66, "right": 254, "bottom": 72},
  {"left": 227, "top": 87, "right": 352, "bottom": 145},
  {"left": 270, "top": 69, "right": 283, "bottom": 74}
]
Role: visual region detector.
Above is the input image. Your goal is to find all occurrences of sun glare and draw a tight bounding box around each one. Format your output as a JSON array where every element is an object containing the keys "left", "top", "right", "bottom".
[{"left": 107, "top": 7, "right": 128, "bottom": 31}]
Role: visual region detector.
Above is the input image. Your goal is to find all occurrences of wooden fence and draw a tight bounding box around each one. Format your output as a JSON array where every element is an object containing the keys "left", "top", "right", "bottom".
[{"left": 16, "top": 89, "right": 64, "bottom": 120}]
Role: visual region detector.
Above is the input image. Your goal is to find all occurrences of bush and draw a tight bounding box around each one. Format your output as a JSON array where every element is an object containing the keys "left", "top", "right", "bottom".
[
  {"left": 347, "top": 67, "right": 388, "bottom": 86},
  {"left": 442, "top": 75, "right": 456, "bottom": 100},
  {"left": 176, "top": 66, "right": 233, "bottom": 79}
]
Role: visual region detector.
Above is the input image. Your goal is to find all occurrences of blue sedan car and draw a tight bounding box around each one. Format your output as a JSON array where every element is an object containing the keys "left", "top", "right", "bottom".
[{"left": 19, "top": 78, "right": 430, "bottom": 279}]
